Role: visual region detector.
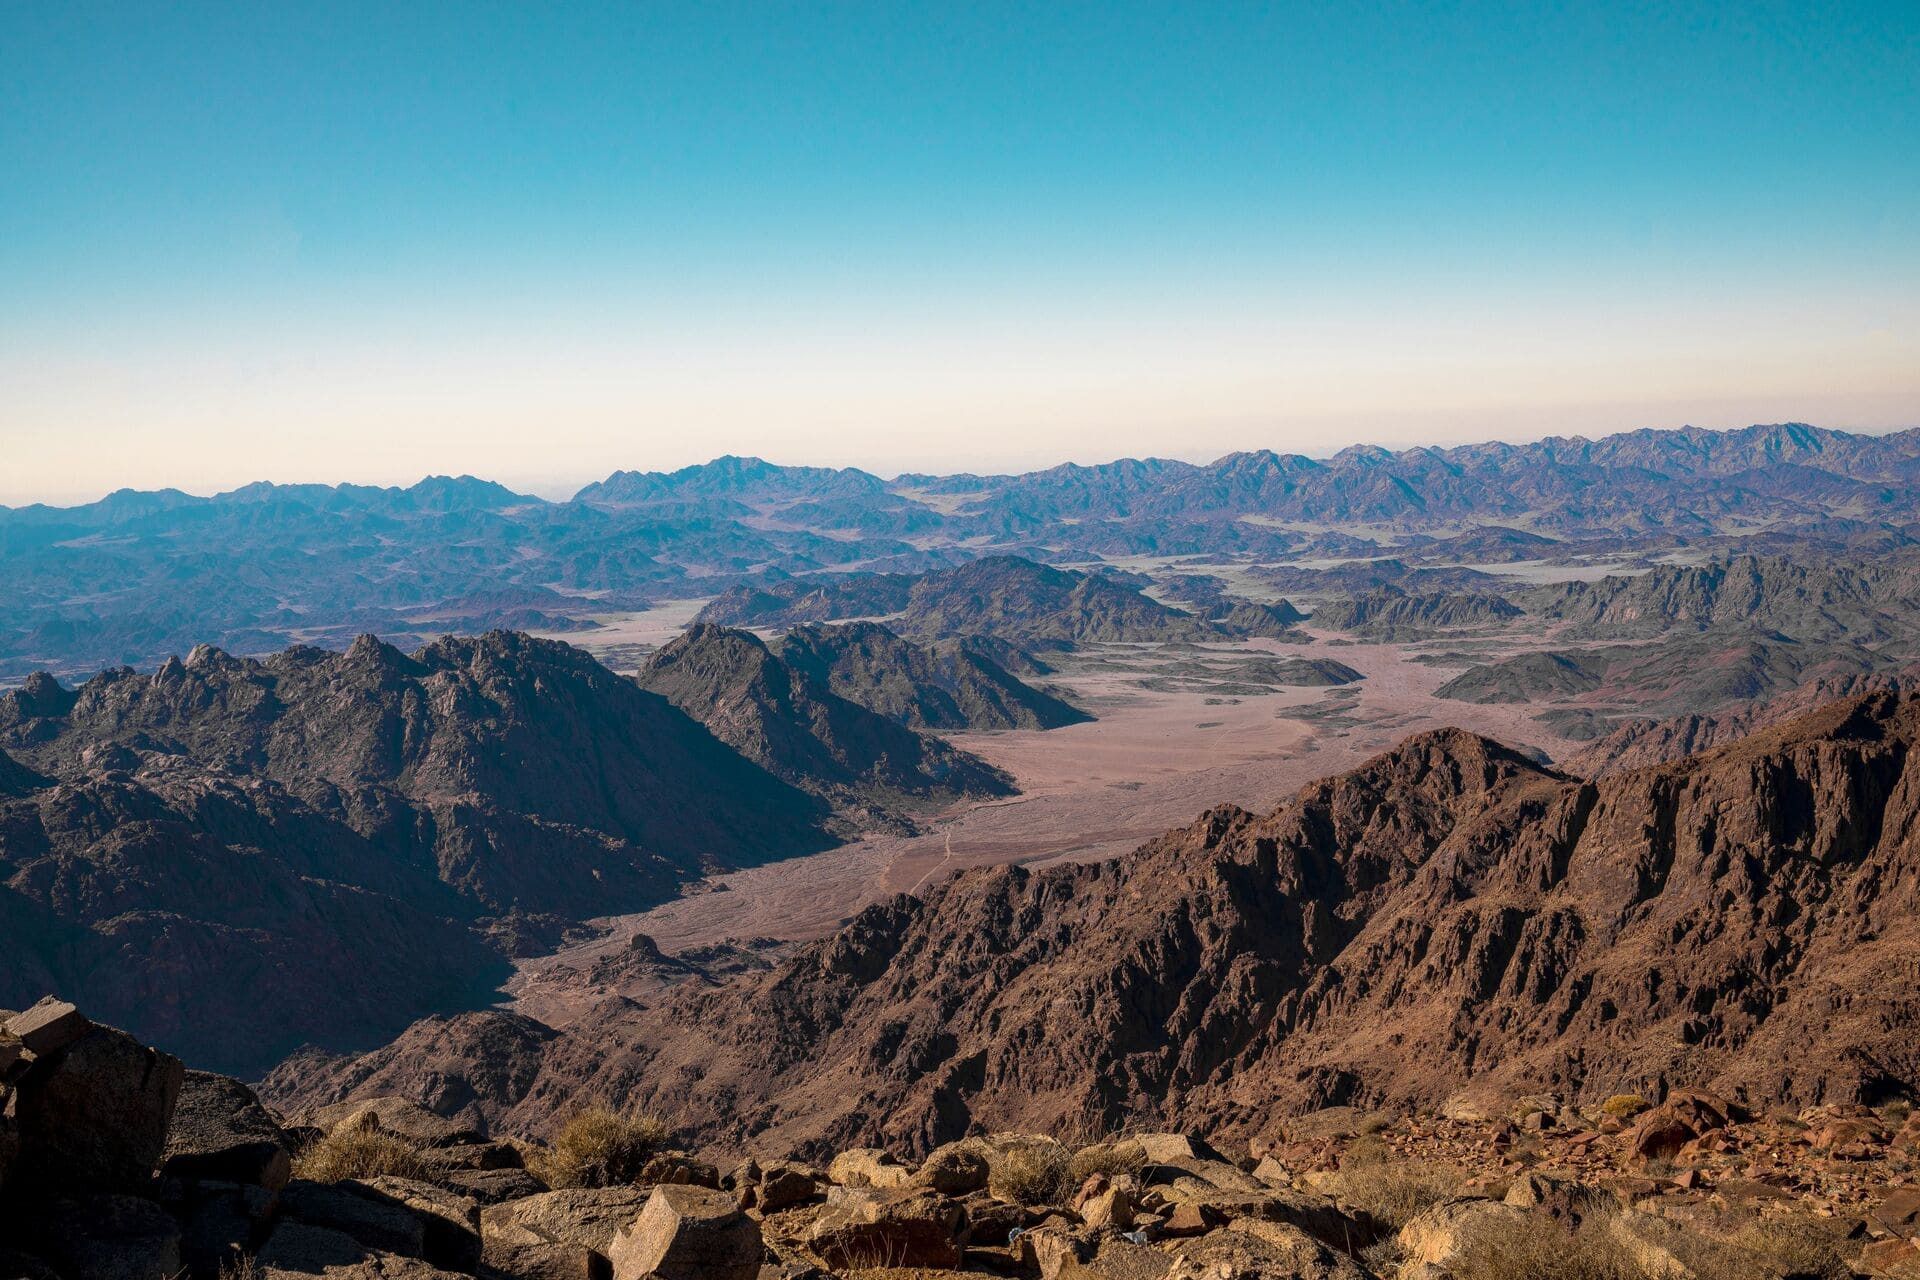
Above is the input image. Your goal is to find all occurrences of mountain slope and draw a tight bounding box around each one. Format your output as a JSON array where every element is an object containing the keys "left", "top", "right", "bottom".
[
  {"left": 1, "top": 631, "right": 834, "bottom": 915},
  {"left": 637, "top": 625, "right": 1014, "bottom": 822},
  {"left": 275, "top": 690, "right": 1920, "bottom": 1157},
  {"left": 894, "top": 556, "right": 1206, "bottom": 645},
  {"left": 776, "top": 621, "right": 1090, "bottom": 731}
]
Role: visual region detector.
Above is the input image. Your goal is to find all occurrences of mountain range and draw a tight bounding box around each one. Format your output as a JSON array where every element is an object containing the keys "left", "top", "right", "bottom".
[{"left": 9, "top": 422, "right": 1920, "bottom": 680}]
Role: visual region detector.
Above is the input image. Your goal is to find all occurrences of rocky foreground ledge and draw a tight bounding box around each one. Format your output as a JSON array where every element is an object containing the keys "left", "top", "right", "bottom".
[{"left": 4, "top": 1000, "right": 1920, "bottom": 1280}]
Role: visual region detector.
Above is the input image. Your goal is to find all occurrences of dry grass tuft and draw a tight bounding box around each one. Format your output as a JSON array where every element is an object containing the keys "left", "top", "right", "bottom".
[
  {"left": 1068, "top": 1138, "right": 1147, "bottom": 1185},
  {"left": 292, "top": 1126, "right": 433, "bottom": 1183},
  {"left": 216, "top": 1254, "right": 264, "bottom": 1280},
  {"left": 526, "top": 1107, "right": 672, "bottom": 1189},
  {"left": 1452, "top": 1215, "right": 1643, "bottom": 1280},
  {"left": 1679, "top": 1216, "right": 1853, "bottom": 1280},
  {"left": 1322, "top": 1143, "right": 1466, "bottom": 1232},
  {"left": 1602, "top": 1094, "right": 1650, "bottom": 1119},
  {"left": 988, "top": 1140, "right": 1074, "bottom": 1206}
]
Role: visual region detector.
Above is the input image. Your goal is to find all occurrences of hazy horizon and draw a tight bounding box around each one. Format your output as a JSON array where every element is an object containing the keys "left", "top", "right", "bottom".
[
  {"left": 1, "top": 415, "right": 1913, "bottom": 510},
  {"left": 5, "top": 3, "right": 1917, "bottom": 505}
]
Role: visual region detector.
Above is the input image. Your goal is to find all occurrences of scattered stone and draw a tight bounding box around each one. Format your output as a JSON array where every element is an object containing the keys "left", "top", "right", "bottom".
[
  {"left": 757, "top": 1162, "right": 825, "bottom": 1212},
  {"left": 256, "top": 1221, "right": 466, "bottom": 1280}
]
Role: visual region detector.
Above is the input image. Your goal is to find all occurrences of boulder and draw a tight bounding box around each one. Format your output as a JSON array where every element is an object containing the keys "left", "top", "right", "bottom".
[
  {"left": 11, "top": 1021, "right": 185, "bottom": 1194},
  {"left": 256, "top": 1222, "right": 467, "bottom": 1280},
  {"left": 480, "top": 1187, "right": 652, "bottom": 1254},
  {"left": 609, "top": 1184, "right": 763, "bottom": 1280},
  {"left": 6, "top": 998, "right": 90, "bottom": 1056},
  {"left": 914, "top": 1142, "right": 991, "bottom": 1195},
  {"left": 279, "top": 1180, "right": 429, "bottom": 1257},
  {"left": 756, "top": 1162, "right": 825, "bottom": 1212},
  {"left": 1503, "top": 1170, "right": 1609, "bottom": 1231},
  {"left": 1132, "top": 1134, "right": 1226, "bottom": 1165},
  {"left": 1627, "top": 1106, "right": 1699, "bottom": 1164},
  {"left": 360, "top": 1176, "right": 482, "bottom": 1271},
  {"left": 21, "top": 1195, "right": 183, "bottom": 1280},
  {"left": 442, "top": 1166, "right": 548, "bottom": 1204},
  {"left": 806, "top": 1186, "right": 964, "bottom": 1270},
  {"left": 433, "top": 1140, "right": 524, "bottom": 1172},
  {"left": 161, "top": 1071, "right": 293, "bottom": 1192},
  {"left": 482, "top": 1238, "right": 613, "bottom": 1280},
  {"left": 1166, "top": 1223, "right": 1371, "bottom": 1280},
  {"left": 1396, "top": 1198, "right": 1530, "bottom": 1271},
  {"left": 826, "top": 1147, "right": 912, "bottom": 1189},
  {"left": 306, "top": 1097, "right": 482, "bottom": 1148}
]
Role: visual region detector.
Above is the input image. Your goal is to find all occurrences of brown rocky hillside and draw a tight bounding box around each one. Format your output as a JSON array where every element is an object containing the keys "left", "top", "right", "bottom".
[{"left": 269, "top": 689, "right": 1920, "bottom": 1165}]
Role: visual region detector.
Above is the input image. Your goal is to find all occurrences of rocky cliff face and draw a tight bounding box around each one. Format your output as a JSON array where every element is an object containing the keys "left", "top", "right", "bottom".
[{"left": 273, "top": 691, "right": 1920, "bottom": 1160}]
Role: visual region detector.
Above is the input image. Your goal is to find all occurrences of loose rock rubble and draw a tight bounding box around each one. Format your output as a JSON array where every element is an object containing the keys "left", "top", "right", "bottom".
[{"left": 3, "top": 999, "right": 1918, "bottom": 1279}]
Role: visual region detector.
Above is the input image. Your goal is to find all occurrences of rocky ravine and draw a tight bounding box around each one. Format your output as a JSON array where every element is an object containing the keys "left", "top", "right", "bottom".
[{"left": 269, "top": 689, "right": 1920, "bottom": 1172}]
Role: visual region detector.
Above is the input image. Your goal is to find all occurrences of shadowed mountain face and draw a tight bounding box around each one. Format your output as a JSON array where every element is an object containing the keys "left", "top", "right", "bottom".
[
  {"left": 637, "top": 625, "right": 1015, "bottom": 824},
  {"left": 0, "top": 631, "right": 847, "bottom": 1074},
  {"left": 2, "top": 631, "right": 833, "bottom": 915},
  {"left": 269, "top": 690, "right": 1920, "bottom": 1158},
  {"left": 776, "top": 621, "right": 1090, "bottom": 731}
]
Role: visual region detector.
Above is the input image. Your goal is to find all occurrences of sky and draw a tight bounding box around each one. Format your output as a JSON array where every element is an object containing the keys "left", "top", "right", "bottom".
[{"left": 2, "top": 2, "right": 1918, "bottom": 504}]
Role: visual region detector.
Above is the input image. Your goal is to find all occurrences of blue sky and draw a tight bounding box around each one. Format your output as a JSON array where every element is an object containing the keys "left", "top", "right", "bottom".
[{"left": 3, "top": 1, "right": 1917, "bottom": 501}]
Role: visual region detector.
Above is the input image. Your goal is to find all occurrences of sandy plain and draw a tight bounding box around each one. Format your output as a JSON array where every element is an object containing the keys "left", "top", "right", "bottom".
[{"left": 503, "top": 628, "right": 1578, "bottom": 1024}]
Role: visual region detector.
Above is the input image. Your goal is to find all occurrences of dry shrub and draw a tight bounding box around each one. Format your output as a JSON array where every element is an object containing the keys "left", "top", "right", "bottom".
[
  {"left": 1068, "top": 1138, "right": 1147, "bottom": 1184},
  {"left": 1322, "top": 1144, "right": 1465, "bottom": 1232},
  {"left": 988, "top": 1140, "right": 1073, "bottom": 1206},
  {"left": 1452, "top": 1215, "right": 1642, "bottom": 1280},
  {"left": 1356, "top": 1112, "right": 1393, "bottom": 1136},
  {"left": 217, "top": 1254, "right": 264, "bottom": 1280},
  {"left": 292, "top": 1126, "right": 433, "bottom": 1183},
  {"left": 1677, "top": 1215, "right": 1852, "bottom": 1280},
  {"left": 526, "top": 1107, "right": 672, "bottom": 1188},
  {"left": 1602, "top": 1094, "right": 1650, "bottom": 1119}
]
